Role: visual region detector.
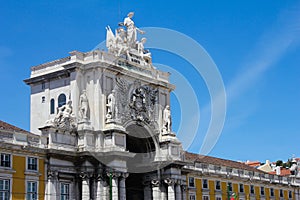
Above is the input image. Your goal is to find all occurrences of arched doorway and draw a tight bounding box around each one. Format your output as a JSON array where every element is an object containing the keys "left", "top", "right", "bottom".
[{"left": 125, "top": 123, "right": 157, "bottom": 200}]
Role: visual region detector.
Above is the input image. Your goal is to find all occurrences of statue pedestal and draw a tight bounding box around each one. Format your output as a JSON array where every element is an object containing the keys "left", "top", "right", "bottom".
[
  {"left": 77, "top": 120, "right": 93, "bottom": 131},
  {"left": 103, "top": 122, "right": 127, "bottom": 151},
  {"left": 157, "top": 132, "right": 183, "bottom": 162}
]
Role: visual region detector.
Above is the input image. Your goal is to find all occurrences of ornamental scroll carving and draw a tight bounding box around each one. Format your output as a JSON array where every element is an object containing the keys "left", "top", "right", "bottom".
[{"left": 114, "top": 77, "right": 158, "bottom": 126}]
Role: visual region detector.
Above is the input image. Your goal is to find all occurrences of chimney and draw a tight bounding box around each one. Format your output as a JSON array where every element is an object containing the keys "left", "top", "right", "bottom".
[{"left": 275, "top": 166, "right": 281, "bottom": 175}]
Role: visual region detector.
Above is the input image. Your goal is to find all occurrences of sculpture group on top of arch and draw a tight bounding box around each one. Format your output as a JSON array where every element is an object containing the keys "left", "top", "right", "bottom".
[{"left": 106, "top": 12, "right": 152, "bottom": 66}]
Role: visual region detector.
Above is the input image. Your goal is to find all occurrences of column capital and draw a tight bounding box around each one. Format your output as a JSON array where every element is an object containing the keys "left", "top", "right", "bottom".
[
  {"left": 79, "top": 172, "right": 91, "bottom": 180},
  {"left": 164, "top": 178, "right": 175, "bottom": 186},
  {"left": 47, "top": 170, "right": 58, "bottom": 179},
  {"left": 151, "top": 179, "right": 160, "bottom": 187},
  {"left": 106, "top": 171, "right": 121, "bottom": 178},
  {"left": 121, "top": 172, "right": 129, "bottom": 179},
  {"left": 94, "top": 173, "right": 105, "bottom": 181}
]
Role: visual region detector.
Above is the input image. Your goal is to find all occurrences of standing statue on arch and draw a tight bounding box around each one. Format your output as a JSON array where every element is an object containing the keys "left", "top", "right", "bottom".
[
  {"left": 163, "top": 105, "right": 172, "bottom": 133},
  {"left": 123, "top": 11, "right": 145, "bottom": 48}
]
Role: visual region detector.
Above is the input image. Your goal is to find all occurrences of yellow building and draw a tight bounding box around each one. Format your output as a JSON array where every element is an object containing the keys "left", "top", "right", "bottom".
[
  {"left": 0, "top": 120, "right": 45, "bottom": 200},
  {"left": 184, "top": 152, "right": 298, "bottom": 200}
]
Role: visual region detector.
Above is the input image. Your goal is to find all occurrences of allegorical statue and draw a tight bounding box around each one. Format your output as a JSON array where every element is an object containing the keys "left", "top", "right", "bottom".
[
  {"left": 106, "top": 90, "right": 116, "bottom": 120},
  {"left": 163, "top": 105, "right": 172, "bottom": 132},
  {"left": 105, "top": 12, "right": 152, "bottom": 65},
  {"left": 79, "top": 90, "right": 89, "bottom": 120},
  {"left": 123, "top": 12, "right": 145, "bottom": 48},
  {"left": 53, "top": 100, "right": 77, "bottom": 130}
]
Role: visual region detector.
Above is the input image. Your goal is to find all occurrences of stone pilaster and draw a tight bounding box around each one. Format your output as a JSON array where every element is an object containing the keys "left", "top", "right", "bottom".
[
  {"left": 165, "top": 178, "right": 175, "bottom": 200},
  {"left": 107, "top": 172, "right": 121, "bottom": 200},
  {"left": 151, "top": 179, "right": 160, "bottom": 200},
  {"left": 182, "top": 186, "right": 187, "bottom": 200},
  {"left": 46, "top": 170, "right": 58, "bottom": 200},
  {"left": 175, "top": 184, "right": 182, "bottom": 200},
  {"left": 95, "top": 174, "right": 105, "bottom": 200},
  {"left": 119, "top": 173, "right": 128, "bottom": 200},
  {"left": 80, "top": 172, "right": 91, "bottom": 200}
]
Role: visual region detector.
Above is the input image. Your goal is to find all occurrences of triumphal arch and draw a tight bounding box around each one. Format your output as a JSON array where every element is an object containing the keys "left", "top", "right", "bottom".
[{"left": 25, "top": 12, "right": 187, "bottom": 200}]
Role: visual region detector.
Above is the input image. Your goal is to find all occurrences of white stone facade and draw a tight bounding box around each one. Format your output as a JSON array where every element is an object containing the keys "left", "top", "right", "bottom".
[{"left": 24, "top": 14, "right": 186, "bottom": 200}]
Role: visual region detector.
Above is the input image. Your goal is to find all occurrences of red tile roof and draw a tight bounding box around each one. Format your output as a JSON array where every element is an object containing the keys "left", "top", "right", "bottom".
[
  {"left": 269, "top": 168, "right": 291, "bottom": 176},
  {"left": 0, "top": 120, "right": 31, "bottom": 134},
  {"left": 184, "top": 152, "right": 264, "bottom": 173},
  {"left": 245, "top": 161, "right": 261, "bottom": 167}
]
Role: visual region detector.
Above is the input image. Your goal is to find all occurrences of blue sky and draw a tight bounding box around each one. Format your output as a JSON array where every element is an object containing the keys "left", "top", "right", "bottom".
[{"left": 0, "top": 1, "right": 299, "bottom": 162}]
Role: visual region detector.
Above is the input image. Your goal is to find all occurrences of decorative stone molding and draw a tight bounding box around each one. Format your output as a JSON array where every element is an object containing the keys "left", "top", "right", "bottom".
[
  {"left": 164, "top": 178, "right": 175, "bottom": 186},
  {"left": 47, "top": 170, "right": 58, "bottom": 179},
  {"left": 151, "top": 179, "right": 160, "bottom": 187},
  {"left": 79, "top": 172, "right": 91, "bottom": 180}
]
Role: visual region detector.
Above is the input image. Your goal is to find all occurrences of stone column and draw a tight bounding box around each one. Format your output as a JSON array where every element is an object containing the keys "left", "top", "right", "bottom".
[
  {"left": 112, "top": 175, "right": 119, "bottom": 200},
  {"left": 96, "top": 174, "right": 104, "bottom": 200},
  {"left": 165, "top": 179, "right": 175, "bottom": 200},
  {"left": 107, "top": 172, "right": 120, "bottom": 200},
  {"left": 182, "top": 186, "right": 187, "bottom": 200},
  {"left": 80, "top": 173, "right": 90, "bottom": 200},
  {"left": 151, "top": 179, "right": 160, "bottom": 200},
  {"left": 119, "top": 173, "right": 128, "bottom": 200},
  {"left": 46, "top": 170, "right": 58, "bottom": 200},
  {"left": 175, "top": 184, "right": 182, "bottom": 200}
]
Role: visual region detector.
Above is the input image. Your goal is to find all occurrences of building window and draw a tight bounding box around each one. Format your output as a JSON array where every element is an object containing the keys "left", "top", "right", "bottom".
[
  {"left": 42, "top": 82, "right": 45, "bottom": 90},
  {"left": 280, "top": 189, "right": 283, "bottom": 197},
  {"left": 27, "top": 157, "right": 38, "bottom": 171},
  {"left": 203, "top": 195, "right": 209, "bottom": 200},
  {"left": 50, "top": 99, "right": 55, "bottom": 114},
  {"left": 0, "top": 179, "right": 10, "bottom": 200},
  {"left": 42, "top": 96, "right": 45, "bottom": 103},
  {"left": 188, "top": 177, "right": 195, "bottom": 188},
  {"left": 270, "top": 188, "right": 274, "bottom": 197},
  {"left": 228, "top": 182, "right": 232, "bottom": 192},
  {"left": 215, "top": 180, "right": 221, "bottom": 190},
  {"left": 26, "top": 181, "right": 37, "bottom": 200},
  {"left": 239, "top": 184, "right": 244, "bottom": 193},
  {"left": 202, "top": 179, "right": 208, "bottom": 189},
  {"left": 260, "top": 187, "right": 265, "bottom": 196},
  {"left": 250, "top": 185, "right": 254, "bottom": 194},
  {"left": 61, "top": 183, "right": 70, "bottom": 200},
  {"left": 58, "top": 93, "right": 66, "bottom": 107},
  {"left": 189, "top": 194, "right": 196, "bottom": 200},
  {"left": 0, "top": 154, "right": 11, "bottom": 168},
  {"left": 216, "top": 197, "right": 222, "bottom": 200},
  {"left": 289, "top": 191, "right": 292, "bottom": 199}
]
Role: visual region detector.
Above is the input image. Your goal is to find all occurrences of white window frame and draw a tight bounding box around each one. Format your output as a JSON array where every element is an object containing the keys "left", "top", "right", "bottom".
[
  {"left": 202, "top": 179, "right": 208, "bottom": 189},
  {"left": 189, "top": 193, "right": 196, "bottom": 200},
  {"left": 0, "top": 178, "right": 11, "bottom": 200},
  {"left": 0, "top": 154, "right": 11, "bottom": 168},
  {"left": 280, "top": 189, "right": 283, "bottom": 198},
  {"left": 216, "top": 196, "right": 222, "bottom": 200},
  {"left": 250, "top": 185, "right": 255, "bottom": 194},
  {"left": 203, "top": 195, "right": 209, "bottom": 200},
  {"left": 27, "top": 157, "right": 38, "bottom": 171},
  {"left": 215, "top": 180, "right": 221, "bottom": 190},
  {"left": 26, "top": 181, "right": 38, "bottom": 200},
  {"left": 188, "top": 177, "right": 195, "bottom": 188},
  {"left": 260, "top": 186, "right": 265, "bottom": 196},
  {"left": 228, "top": 182, "right": 232, "bottom": 192},
  {"left": 60, "top": 183, "right": 70, "bottom": 200},
  {"left": 270, "top": 188, "right": 274, "bottom": 197},
  {"left": 239, "top": 183, "right": 244, "bottom": 193}
]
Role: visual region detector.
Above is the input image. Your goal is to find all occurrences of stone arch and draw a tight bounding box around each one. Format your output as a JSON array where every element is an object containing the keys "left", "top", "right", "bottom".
[{"left": 124, "top": 120, "right": 159, "bottom": 154}]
